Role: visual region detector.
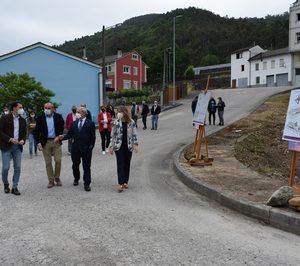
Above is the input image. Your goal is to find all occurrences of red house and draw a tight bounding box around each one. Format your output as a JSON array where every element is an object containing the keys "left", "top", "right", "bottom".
[{"left": 95, "top": 49, "right": 148, "bottom": 91}]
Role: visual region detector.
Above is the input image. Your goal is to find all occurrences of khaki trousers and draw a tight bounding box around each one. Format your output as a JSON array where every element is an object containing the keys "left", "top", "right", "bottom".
[{"left": 42, "top": 140, "right": 62, "bottom": 182}]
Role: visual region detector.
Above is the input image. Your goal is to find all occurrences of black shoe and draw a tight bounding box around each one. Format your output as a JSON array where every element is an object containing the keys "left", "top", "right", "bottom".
[
  {"left": 73, "top": 180, "right": 79, "bottom": 186},
  {"left": 4, "top": 184, "right": 10, "bottom": 194},
  {"left": 84, "top": 186, "right": 91, "bottom": 192},
  {"left": 11, "top": 187, "right": 21, "bottom": 196}
]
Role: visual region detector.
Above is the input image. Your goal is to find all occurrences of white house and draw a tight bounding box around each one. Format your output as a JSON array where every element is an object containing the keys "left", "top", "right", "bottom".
[
  {"left": 248, "top": 47, "right": 292, "bottom": 87},
  {"left": 231, "top": 45, "right": 264, "bottom": 88}
]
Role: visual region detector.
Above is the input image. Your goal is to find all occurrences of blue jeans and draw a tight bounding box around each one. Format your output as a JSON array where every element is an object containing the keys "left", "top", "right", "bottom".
[
  {"left": 152, "top": 114, "right": 159, "bottom": 129},
  {"left": 1, "top": 144, "right": 22, "bottom": 188},
  {"left": 28, "top": 132, "right": 37, "bottom": 155}
]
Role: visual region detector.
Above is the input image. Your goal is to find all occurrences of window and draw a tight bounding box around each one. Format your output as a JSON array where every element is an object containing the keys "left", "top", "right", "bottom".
[
  {"left": 241, "top": 65, "right": 244, "bottom": 72},
  {"left": 133, "top": 67, "right": 138, "bottom": 76},
  {"left": 297, "top": 13, "right": 300, "bottom": 21},
  {"left": 236, "top": 53, "right": 243, "bottom": 59},
  {"left": 255, "top": 63, "right": 259, "bottom": 71},
  {"left": 256, "top": 76, "right": 260, "bottom": 84},
  {"left": 123, "top": 80, "right": 131, "bottom": 89},
  {"left": 297, "top": 32, "right": 300, "bottom": 44},
  {"left": 263, "top": 62, "right": 267, "bottom": 70},
  {"left": 271, "top": 60, "right": 275, "bottom": 69},
  {"left": 123, "top": 65, "right": 131, "bottom": 74},
  {"left": 106, "top": 80, "right": 112, "bottom": 88},
  {"left": 133, "top": 81, "right": 138, "bottom": 89},
  {"left": 279, "top": 59, "right": 285, "bottom": 67},
  {"left": 132, "top": 53, "right": 139, "bottom": 60},
  {"left": 106, "top": 64, "right": 114, "bottom": 73}
]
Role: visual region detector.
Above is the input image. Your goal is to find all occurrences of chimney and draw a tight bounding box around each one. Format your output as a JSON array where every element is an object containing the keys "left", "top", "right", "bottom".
[
  {"left": 117, "top": 48, "right": 122, "bottom": 58},
  {"left": 82, "top": 46, "right": 87, "bottom": 60}
]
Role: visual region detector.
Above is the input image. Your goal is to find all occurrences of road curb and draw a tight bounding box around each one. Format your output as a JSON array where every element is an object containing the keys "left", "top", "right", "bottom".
[{"left": 173, "top": 146, "right": 300, "bottom": 236}]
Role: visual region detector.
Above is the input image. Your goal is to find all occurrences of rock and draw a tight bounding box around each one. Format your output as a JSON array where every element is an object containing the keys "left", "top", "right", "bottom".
[
  {"left": 288, "top": 196, "right": 300, "bottom": 207},
  {"left": 266, "top": 186, "right": 294, "bottom": 207}
]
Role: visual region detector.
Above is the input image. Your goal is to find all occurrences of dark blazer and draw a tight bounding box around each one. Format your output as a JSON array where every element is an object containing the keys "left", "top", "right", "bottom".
[
  {"left": 151, "top": 105, "right": 161, "bottom": 115},
  {"left": 0, "top": 114, "right": 27, "bottom": 151},
  {"left": 64, "top": 119, "right": 96, "bottom": 153},
  {"left": 141, "top": 104, "right": 149, "bottom": 116},
  {"left": 35, "top": 113, "right": 65, "bottom": 147}
]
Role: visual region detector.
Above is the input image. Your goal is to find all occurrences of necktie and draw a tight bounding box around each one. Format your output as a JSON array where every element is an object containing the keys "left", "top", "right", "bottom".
[{"left": 78, "top": 119, "right": 83, "bottom": 131}]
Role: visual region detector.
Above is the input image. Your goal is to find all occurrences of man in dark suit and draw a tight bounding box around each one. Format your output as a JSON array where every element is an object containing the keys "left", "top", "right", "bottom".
[
  {"left": 0, "top": 102, "right": 27, "bottom": 195},
  {"left": 35, "top": 102, "right": 64, "bottom": 188},
  {"left": 60, "top": 106, "right": 95, "bottom": 191}
]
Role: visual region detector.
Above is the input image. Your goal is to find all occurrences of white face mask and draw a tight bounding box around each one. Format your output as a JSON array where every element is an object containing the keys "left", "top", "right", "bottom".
[
  {"left": 30, "top": 115, "right": 35, "bottom": 118},
  {"left": 44, "top": 109, "right": 52, "bottom": 116},
  {"left": 117, "top": 112, "right": 123, "bottom": 120},
  {"left": 75, "top": 113, "right": 81, "bottom": 119},
  {"left": 4, "top": 111, "right": 9, "bottom": 115},
  {"left": 17, "top": 108, "right": 24, "bottom": 116}
]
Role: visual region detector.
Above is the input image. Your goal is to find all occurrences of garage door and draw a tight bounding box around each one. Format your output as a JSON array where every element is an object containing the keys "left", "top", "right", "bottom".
[
  {"left": 295, "top": 68, "right": 300, "bottom": 86},
  {"left": 276, "top": 73, "right": 288, "bottom": 86},
  {"left": 266, "top": 75, "right": 275, "bottom": 87},
  {"left": 237, "top": 77, "right": 248, "bottom": 88}
]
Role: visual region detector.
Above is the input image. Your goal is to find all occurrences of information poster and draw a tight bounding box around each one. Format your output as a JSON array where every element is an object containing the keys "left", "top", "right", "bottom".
[
  {"left": 192, "top": 91, "right": 211, "bottom": 129},
  {"left": 283, "top": 89, "right": 300, "bottom": 143}
]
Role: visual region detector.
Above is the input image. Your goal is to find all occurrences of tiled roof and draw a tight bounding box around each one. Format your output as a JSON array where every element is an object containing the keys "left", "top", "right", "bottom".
[{"left": 249, "top": 47, "right": 290, "bottom": 61}]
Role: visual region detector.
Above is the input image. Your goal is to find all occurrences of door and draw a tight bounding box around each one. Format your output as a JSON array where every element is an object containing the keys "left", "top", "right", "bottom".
[
  {"left": 266, "top": 75, "right": 275, "bottom": 87},
  {"left": 276, "top": 73, "right": 288, "bottom": 86},
  {"left": 238, "top": 77, "right": 248, "bottom": 88},
  {"left": 295, "top": 68, "right": 300, "bottom": 86},
  {"left": 232, "top": 79, "right": 237, "bottom": 88}
]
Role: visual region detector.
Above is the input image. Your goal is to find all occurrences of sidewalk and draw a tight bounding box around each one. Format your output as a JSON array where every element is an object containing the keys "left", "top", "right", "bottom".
[{"left": 173, "top": 145, "right": 300, "bottom": 236}]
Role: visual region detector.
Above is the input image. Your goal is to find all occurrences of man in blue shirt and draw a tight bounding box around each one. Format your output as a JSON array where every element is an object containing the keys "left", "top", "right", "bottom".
[{"left": 35, "top": 103, "right": 64, "bottom": 188}]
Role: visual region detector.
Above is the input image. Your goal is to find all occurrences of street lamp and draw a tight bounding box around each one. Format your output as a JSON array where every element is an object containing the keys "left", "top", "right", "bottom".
[
  {"left": 173, "top": 15, "right": 182, "bottom": 102},
  {"left": 163, "top": 47, "right": 172, "bottom": 90}
]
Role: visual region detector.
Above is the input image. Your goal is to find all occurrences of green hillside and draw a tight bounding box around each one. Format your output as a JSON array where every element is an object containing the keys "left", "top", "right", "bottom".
[{"left": 54, "top": 7, "right": 289, "bottom": 83}]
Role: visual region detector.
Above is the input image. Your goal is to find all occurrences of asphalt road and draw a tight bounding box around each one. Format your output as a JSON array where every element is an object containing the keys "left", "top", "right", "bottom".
[{"left": 1, "top": 86, "right": 300, "bottom": 265}]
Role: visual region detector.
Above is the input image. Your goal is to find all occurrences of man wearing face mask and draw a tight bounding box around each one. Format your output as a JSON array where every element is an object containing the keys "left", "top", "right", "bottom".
[
  {"left": 0, "top": 102, "right": 27, "bottom": 195},
  {"left": 1, "top": 106, "right": 10, "bottom": 117},
  {"left": 65, "top": 106, "right": 79, "bottom": 154},
  {"left": 59, "top": 107, "right": 95, "bottom": 191},
  {"left": 150, "top": 100, "right": 161, "bottom": 130},
  {"left": 35, "top": 102, "right": 64, "bottom": 188}
]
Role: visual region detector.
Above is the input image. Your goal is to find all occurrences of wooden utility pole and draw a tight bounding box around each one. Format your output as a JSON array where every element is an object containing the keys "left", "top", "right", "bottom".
[{"left": 102, "top": 25, "right": 106, "bottom": 104}]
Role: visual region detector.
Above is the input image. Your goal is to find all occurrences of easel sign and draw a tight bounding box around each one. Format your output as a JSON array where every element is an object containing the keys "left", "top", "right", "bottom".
[
  {"left": 283, "top": 89, "right": 300, "bottom": 142},
  {"left": 190, "top": 75, "right": 213, "bottom": 166},
  {"left": 283, "top": 89, "right": 300, "bottom": 192},
  {"left": 192, "top": 91, "right": 211, "bottom": 129}
]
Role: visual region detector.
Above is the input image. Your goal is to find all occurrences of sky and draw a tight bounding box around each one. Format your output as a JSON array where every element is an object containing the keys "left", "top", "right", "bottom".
[{"left": 0, "top": 0, "right": 292, "bottom": 55}]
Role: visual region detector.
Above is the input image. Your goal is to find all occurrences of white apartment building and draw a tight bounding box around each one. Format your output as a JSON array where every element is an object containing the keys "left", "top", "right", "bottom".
[
  {"left": 249, "top": 47, "right": 292, "bottom": 87},
  {"left": 231, "top": 45, "right": 264, "bottom": 88},
  {"left": 290, "top": 0, "right": 300, "bottom": 86}
]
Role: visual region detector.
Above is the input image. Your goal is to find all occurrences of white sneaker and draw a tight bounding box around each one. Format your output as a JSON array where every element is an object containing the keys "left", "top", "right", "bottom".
[{"left": 102, "top": 151, "right": 106, "bottom": 155}]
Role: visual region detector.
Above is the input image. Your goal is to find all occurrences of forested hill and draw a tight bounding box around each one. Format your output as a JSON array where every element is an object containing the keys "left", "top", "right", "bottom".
[{"left": 55, "top": 7, "right": 289, "bottom": 82}]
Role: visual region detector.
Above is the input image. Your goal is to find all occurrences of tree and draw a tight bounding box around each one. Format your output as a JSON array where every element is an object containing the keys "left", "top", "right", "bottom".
[
  {"left": 184, "top": 65, "right": 195, "bottom": 80},
  {"left": 0, "top": 72, "right": 58, "bottom": 114},
  {"left": 200, "top": 54, "right": 220, "bottom": 66}
]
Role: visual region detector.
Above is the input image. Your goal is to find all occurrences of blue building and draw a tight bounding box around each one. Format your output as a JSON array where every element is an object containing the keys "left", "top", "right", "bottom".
[{"left": 0, "top": 42, "right": 102, "bottom": 122}]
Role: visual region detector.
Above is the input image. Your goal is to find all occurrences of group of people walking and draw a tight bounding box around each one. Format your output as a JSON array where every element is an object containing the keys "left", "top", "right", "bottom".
[
  {"left": 131, "top": 101, "right": 161, "bottom": 130},
  {"left": 191, "top": 95, "right": 226, "bottom": 126},
  {"left": 0, "top": 100, "right": 163, "bottom": 195}
]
